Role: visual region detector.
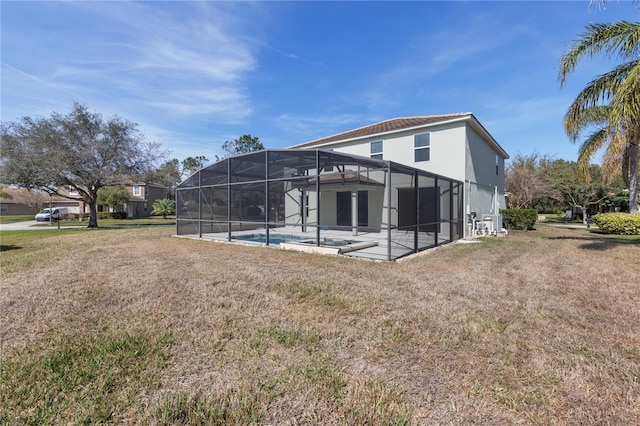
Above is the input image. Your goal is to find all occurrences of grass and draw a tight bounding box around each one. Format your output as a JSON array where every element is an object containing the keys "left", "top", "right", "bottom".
[
  {"left": 0, "top": 214, "right": 175, "bottom": 226},
  {"left": 0, "top": 332, "right": 172, "bottom": 424},
  {"left": 0, "top": 229, "right": 90, "bottom": 271},
  {"left": 37, "top": 215, "right": 176, "bottom": 227},
  {"left": 1, "top": 225, "right": 639, "bottom": 424},
  {"left": 0, "top": 215, "right": 34, "bottom": 224}
]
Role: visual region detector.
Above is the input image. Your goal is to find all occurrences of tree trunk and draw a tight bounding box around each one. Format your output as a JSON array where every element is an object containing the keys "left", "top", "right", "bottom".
[
  {"left": 628, "top": 142, "right": 638, "bottom": 214},
  {"left": 88, "top": 201, "right": 98, "bottom": 228}
]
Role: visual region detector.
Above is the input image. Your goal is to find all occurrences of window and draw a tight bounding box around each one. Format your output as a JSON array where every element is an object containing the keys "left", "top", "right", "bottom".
[
  {"left": 370, "top": 140, "right": 383, "bottom": 159},
  {"left": 133, "top": 185, "right": 142, "bottom": 196},
  {"left": 325, "top": 148, "right": 334, "bottom": 172},
  {"left": 496, "top": 155, "right": 499, "bottom": 175},
  {"left": 68, "top": 186, "right": 79, "bottom": 196},
  {"left": 414, "top": 133, "right": 430, "bottom": 162}
]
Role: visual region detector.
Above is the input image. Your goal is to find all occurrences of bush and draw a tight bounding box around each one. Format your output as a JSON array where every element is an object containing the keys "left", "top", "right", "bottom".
[
  {"left": 592, "top": 213, "right": 640, "bottom": 235},
  {"left": 500, "top": 209, "right": 537, "bottom": 230},
  {"left": 97, "top": 212, "right": 128, "bottom": 220}
]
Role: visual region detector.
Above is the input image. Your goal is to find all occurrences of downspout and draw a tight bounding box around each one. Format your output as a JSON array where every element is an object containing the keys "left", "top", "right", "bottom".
[{"left": 465, "top": 179, "right": 471, "bottom": 238}]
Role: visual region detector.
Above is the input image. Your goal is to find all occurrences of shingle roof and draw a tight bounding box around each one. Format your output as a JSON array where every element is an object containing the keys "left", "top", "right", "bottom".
[{"left": 290, "top": 113, "right": 472, "bottom": 148}]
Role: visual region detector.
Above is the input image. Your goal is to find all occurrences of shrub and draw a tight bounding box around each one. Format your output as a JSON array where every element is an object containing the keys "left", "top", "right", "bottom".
[
  {"left": 592, "top": 213, "right": 640, "bottom": 235},
  {"left": 500, "top": 209, "right": 537, "bottom": 230},
  {"left": 97, "top": 212, "right": 128, "bottom": 220}
]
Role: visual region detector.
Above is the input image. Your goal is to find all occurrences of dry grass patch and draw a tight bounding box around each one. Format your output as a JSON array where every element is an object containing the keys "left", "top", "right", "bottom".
[{"left": 1, "top": 226, "right": 639, "bottom": 424}]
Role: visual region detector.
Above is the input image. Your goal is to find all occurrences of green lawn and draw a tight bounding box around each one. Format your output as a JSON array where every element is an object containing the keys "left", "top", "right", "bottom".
[
  {"left": 36, "top": 215, "right": 176, "bottom": 227},
  {"left": 0, "top": 215, "right": 34, "bottom": 224}
]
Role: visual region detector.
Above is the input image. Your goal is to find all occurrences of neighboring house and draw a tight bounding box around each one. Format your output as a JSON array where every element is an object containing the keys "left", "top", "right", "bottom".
[
  {"left": 290, "top": 113, "right": 510, "bottom": 232},
  {"left": 0, "top": 187, "right": 79, "bottom": 216},
  {"left": 92, "top": 183, "right": 167, "bottom": 217},
  {"left": 176, "top": 113, "right": 509, "bottom": 261},
  {"left": 115, "top": 183, "right": 167, "bottom": 218},
  {"left": 0, "top": 183, "right": 167, "bottom": 218}
]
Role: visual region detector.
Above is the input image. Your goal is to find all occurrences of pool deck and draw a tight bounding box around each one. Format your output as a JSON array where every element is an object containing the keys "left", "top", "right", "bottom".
[{"left": 177, "top": 226, "right": 452, "bottom": 261}]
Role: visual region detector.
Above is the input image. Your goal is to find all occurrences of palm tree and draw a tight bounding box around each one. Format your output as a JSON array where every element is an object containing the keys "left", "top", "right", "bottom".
[
  {"left": 151, "top": 198, "right": 175, "bottom": 219},
  {"left": 559, "top": 20, "right": 640, "bottom": 214}
]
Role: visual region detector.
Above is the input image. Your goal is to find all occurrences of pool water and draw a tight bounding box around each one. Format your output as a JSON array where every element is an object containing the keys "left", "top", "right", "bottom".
[
  {"left": 233, "top": 233, "right": 309, "bottom": 245},
  {"left": 233, "top": 233, "right": 362, "bottom": 247}
]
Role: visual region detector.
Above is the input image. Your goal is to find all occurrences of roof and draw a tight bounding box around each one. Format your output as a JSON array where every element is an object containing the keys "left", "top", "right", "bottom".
[
  {"left": 290, "top": 113, "right": 472, "bottom": 148},
  {"left": 0, "top": 186, "right": 68, "bottom": 203},
  {"left": 289, "top": 113, "right": 509, "bottom": 159}
]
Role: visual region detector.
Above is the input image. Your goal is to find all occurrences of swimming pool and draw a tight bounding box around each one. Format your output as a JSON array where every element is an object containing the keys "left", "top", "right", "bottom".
[
  {"left": 232, "top": 233, "right": 310, "bottom": 245},
  {"left": 232, "top": 233, "right": 363, "bottom": 248}
]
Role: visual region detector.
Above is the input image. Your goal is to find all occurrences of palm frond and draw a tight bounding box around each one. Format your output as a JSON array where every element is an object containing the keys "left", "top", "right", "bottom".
[
  {"left": 601, "top": 130, "right": 629, "bottom": 181},
  {"left": 560, "top": 21, "right": 640, "bottom": 85},
  {"left": 568, "top": 61, "right": 636, "bottom": 112},
  {"left": 576, "top": 128, "right": 609, "bottom": 180},
  {"left": 611, "top": 59, "right": 640, "bottom": 124},
  {"left": 564, "top": 105, "right": 612, "bottom": 141}
]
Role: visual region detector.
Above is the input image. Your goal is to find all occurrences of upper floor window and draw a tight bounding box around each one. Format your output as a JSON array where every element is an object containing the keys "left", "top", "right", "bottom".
[
  {"left": 68, "top": 186, "right": 79, "bottom": 196},
  {"left": 496, "top": 155, "right": 499, "bottom": 175},
  {"left": 132, "top": 185, "right": 142, "bottom": 196},
  {"left": 370, "top": 140, "right": 383, "bottom": 160},
  {"left": 414, "top": 133, "right": 430, "bottom": 162},
  {"left": 325, "top": 148, "right": 334, "bottom": 172}
]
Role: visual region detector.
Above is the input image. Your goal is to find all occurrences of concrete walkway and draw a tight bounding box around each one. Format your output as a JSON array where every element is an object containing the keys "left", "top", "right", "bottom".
[{"left": 0, "top": 220, "right": 82, "bottom": 231}]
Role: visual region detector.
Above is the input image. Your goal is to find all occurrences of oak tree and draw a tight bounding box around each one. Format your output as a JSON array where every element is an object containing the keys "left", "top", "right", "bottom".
[{"left": 0, "top": 103, "right": 161, "bottom": 227}]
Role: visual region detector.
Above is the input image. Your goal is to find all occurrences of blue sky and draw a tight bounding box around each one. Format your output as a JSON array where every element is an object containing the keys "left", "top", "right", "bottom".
[{"left": 1, "top": 1, "right": 637, "bottom": 165}]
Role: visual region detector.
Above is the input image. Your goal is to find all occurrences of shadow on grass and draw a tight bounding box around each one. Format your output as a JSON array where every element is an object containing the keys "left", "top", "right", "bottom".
[
  {"left": 545, "top": 232, "right": 640, "bottom": 251},
  {"left": 0, "top": 244, "right": 22, "bottom": 252}
]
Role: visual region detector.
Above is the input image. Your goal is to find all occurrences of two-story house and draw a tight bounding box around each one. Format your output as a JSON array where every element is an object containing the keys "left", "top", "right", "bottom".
[
  {"left": 290, "top": 113, "right": 509, "bottom": 225},
  {"left": 175, "top": 113, "right": 509, "bottom": 261}
]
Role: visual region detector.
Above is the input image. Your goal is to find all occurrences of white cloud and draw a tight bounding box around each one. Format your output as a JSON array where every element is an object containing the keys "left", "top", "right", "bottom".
[
  {"left": 275, "top": 113, "right": 375, "bottom": 143},
  {"left": 3, "top": 1, "right": 258, "bottom": 125}
]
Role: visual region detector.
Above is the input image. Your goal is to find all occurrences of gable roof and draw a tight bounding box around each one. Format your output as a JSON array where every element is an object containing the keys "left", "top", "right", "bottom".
[
  {"left": 290, "top": 113, "right": 471, "bottom": 148},
  {"left": 289, "top": 113, "right": 509, "bottom": 159}
]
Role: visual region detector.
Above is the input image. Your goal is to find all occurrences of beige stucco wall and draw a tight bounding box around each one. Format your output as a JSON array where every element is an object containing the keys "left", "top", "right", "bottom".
[{"left": 300, "top": 119, "right": 507, "bottom": 236}]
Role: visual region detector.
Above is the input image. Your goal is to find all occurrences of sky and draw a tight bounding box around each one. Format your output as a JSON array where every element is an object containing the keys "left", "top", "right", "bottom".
[{"left": 1, "top": 1, "right": 637, "bottom": 167}]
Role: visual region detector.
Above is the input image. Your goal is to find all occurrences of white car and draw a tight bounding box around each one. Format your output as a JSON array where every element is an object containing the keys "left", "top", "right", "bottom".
[{"left": 35, "top": 207, "right": 67, "bottom": 222}]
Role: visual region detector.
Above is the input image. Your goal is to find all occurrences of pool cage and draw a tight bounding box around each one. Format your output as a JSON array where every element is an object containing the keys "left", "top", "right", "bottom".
[{"left": 176, "top": 149, "right": 464, "bottom": 261}]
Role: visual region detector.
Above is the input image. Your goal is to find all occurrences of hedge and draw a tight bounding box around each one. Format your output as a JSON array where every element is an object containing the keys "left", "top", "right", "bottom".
[
  {"left": 97, "top": 212, "right": 128, "bottom": 219},
  {"left": 592, "top": 213, "right": 640, "bottom": 235},
  {"left": 500, "top": 209, "right": 537, "bottom": 230}
]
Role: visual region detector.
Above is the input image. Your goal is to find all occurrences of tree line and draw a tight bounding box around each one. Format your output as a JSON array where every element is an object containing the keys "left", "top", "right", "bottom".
[{"left": 505, "top": 153, "right": 630, "bottom": 223}]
